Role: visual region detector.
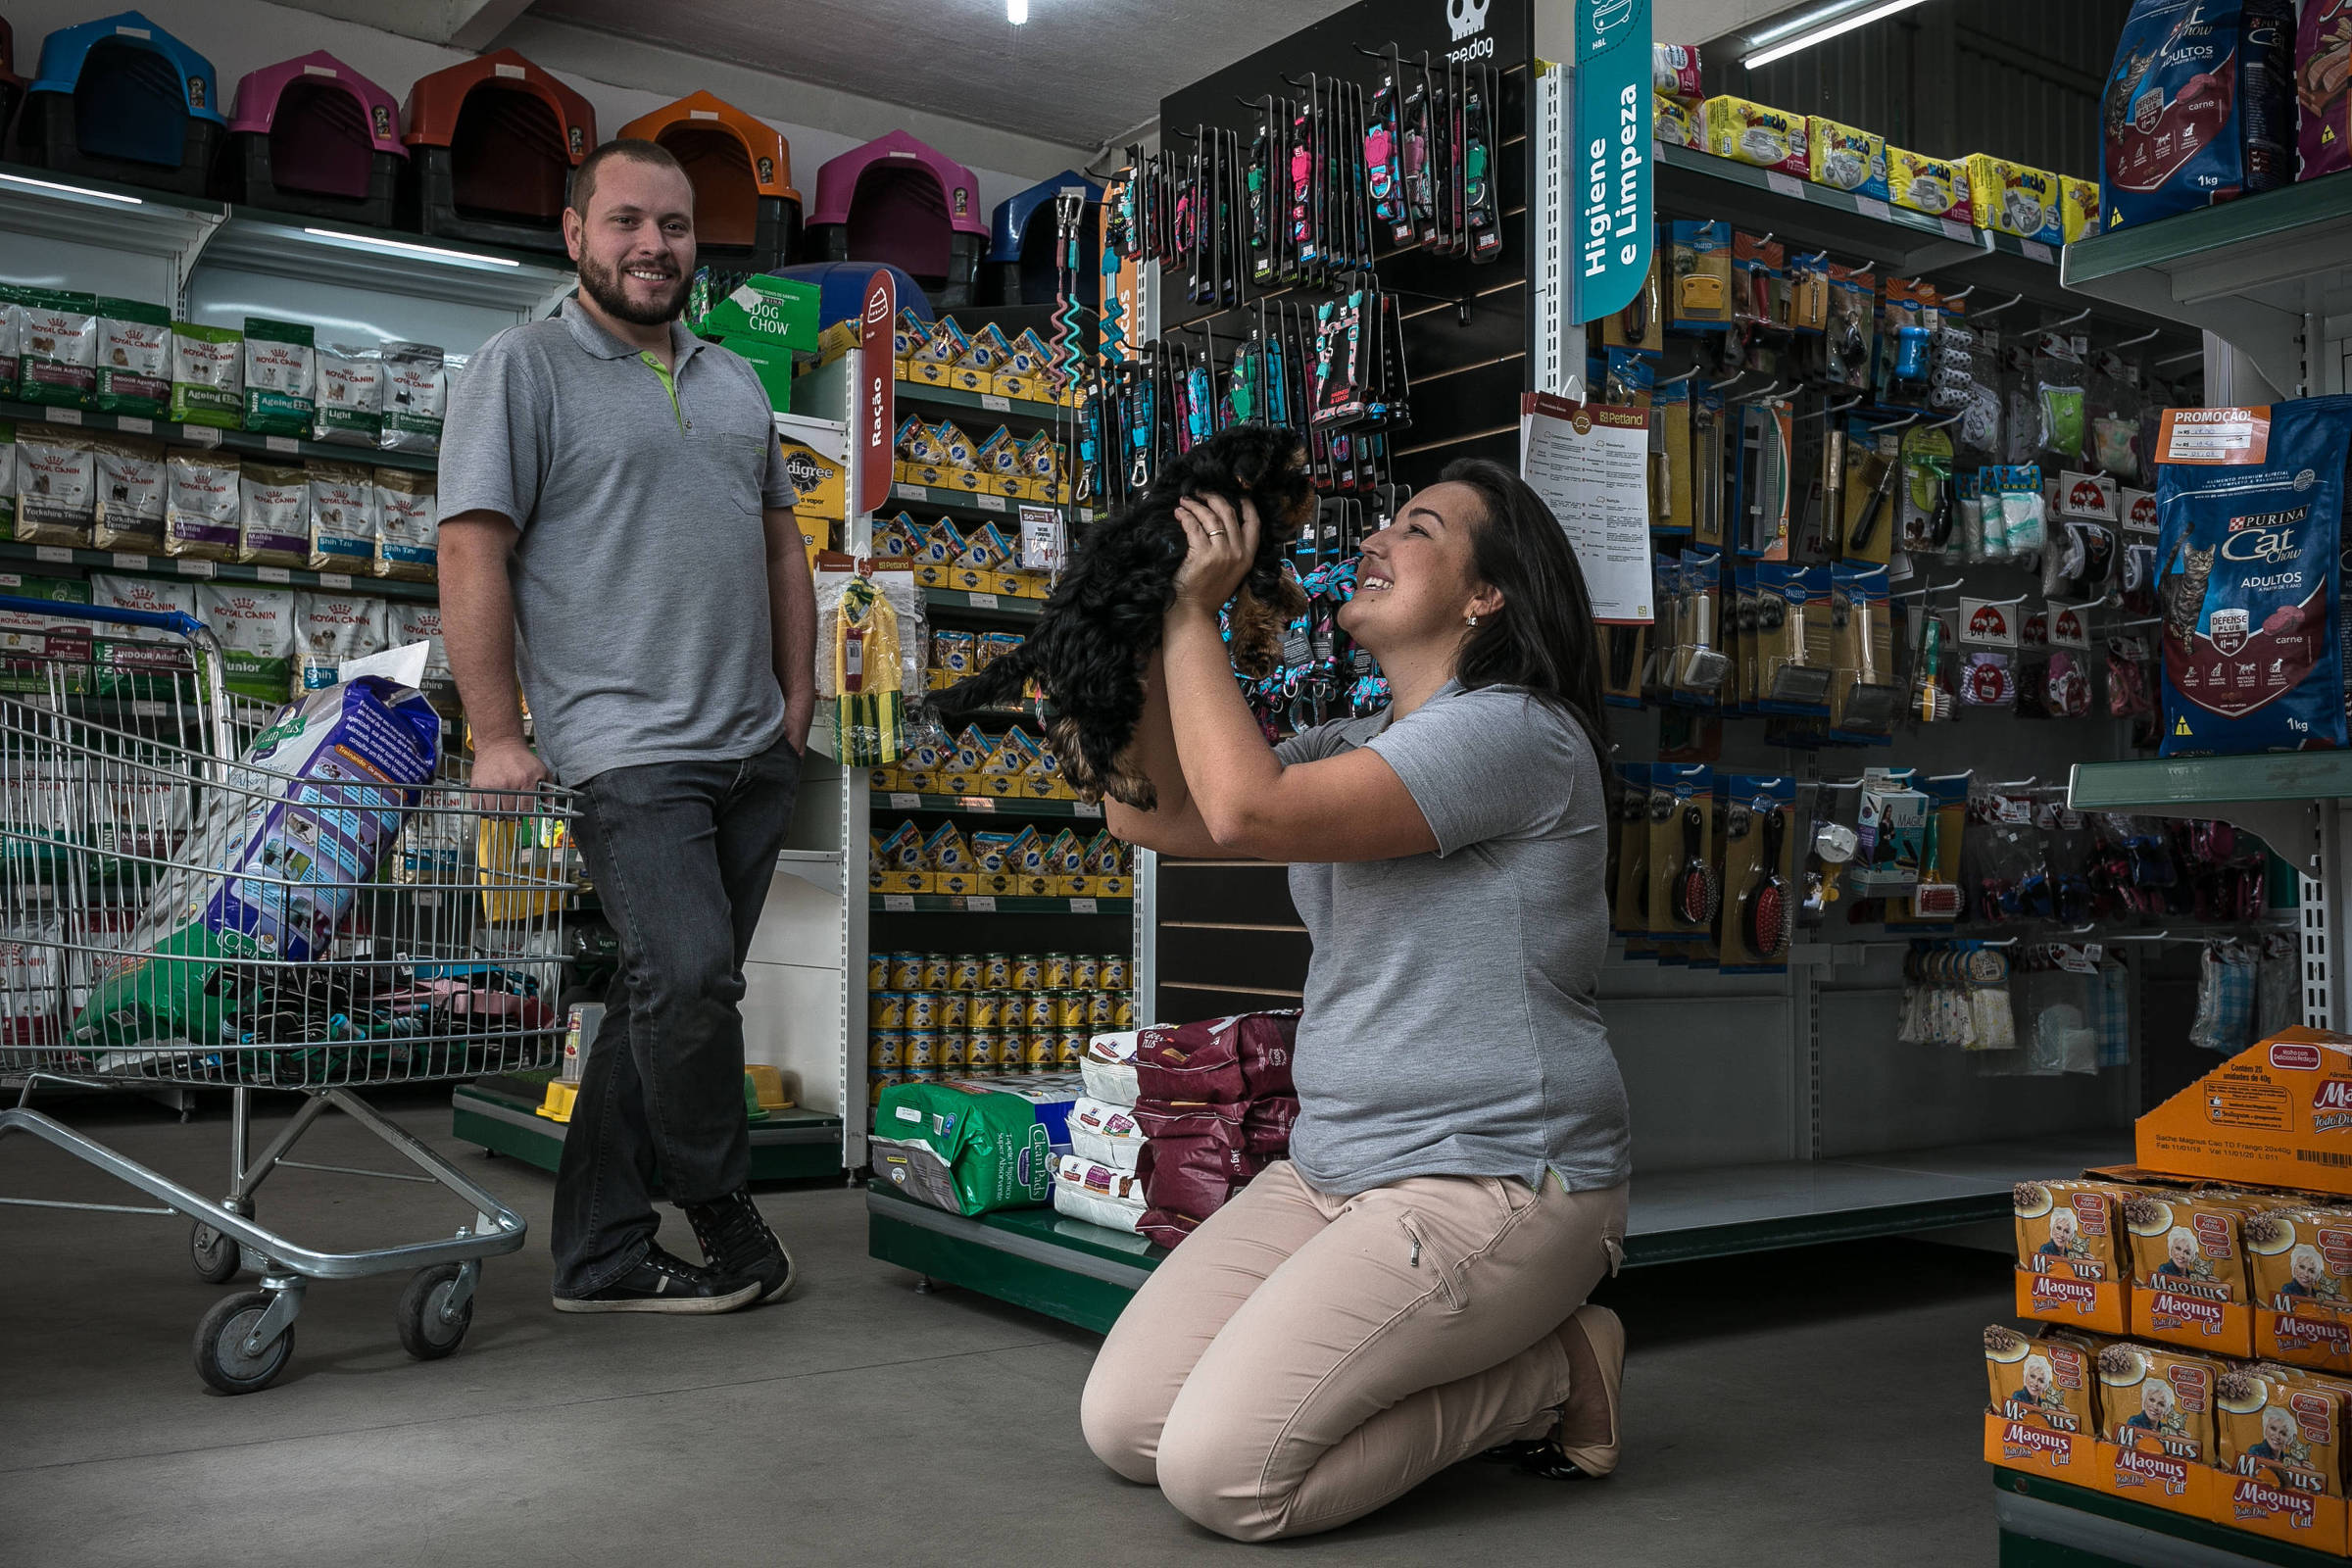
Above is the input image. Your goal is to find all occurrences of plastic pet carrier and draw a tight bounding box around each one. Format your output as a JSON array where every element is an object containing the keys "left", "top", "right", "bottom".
[
  {"left": 767, "top": 260, "right": 934, "bottom": 334},
  {"left": 807, "top": 130, "right": 987, "bottom": 309},
  {"left": 984, "top": 170, "right": 1102, "bottom": 308},
  {"left": 218, "top": 51, "right": 405, "bottom": 225},
  {"left": 618, "top": 90, "right": 800, "bottom": 273},
  {"left": 401, "top": 48, "right": 593, "bottom": 256},
  {"left": 0, "top": 19, "right": 24, "bottom": 156},
  {"left": 18, "top": 10, "right": 223, "bottom": 196}
]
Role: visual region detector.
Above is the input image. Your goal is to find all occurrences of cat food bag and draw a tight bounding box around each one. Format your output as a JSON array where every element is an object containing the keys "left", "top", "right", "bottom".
[
  {"left": 2155, "top": 397, "right": 2352, "bottom": 756},
  {"left": 242, "top": 318, "right": 317, "bottom": 437},
  {"left": 295, "top": 591, "right": 387, "bottom": 690},
  {"left": 1051, "top": 1153, "right": 1147, "bottom": 1234},
  {"left": 2098, "top": 1341, "right": 2222, "bottom": 1465},
  {"left": 2303, "top": 2, "right": 2352, "bottom": 179},
  {"left": 1984, "top": 1325, "right": 2098, "bottom": 1436},
  {"left": 14, "top": 425, "right": 96, "bottom": 546},
  {"left": 91, "top": 438, "right": 167, "bottom": 552},
  {"left": 379, "top": 341, "right": 446, "bottom": 455},
  {"left": 313, "top": 343, "right": 383, "bottom": 448},
  {"left": 2101, "top": 0, "right": 2296, "bottom": 230},
  {"left": 306, "top": 462, "right": 377, "bottom": 574},
  {"left": 169, "top": 322, "right": 243, "bottom": 429},
  {"left": 164, "top": 448, "right": 241, "bottom": 561},
  {"left": 70, "top": 674, "right": 441, "bottom": 1050},
  {"left": 236, "top": 461, "right": 309, "bottom": 567},
  {"left": 0, "top": 286, "right": 25, "bottom": 392},
  {"left": 373, "top": 468, "right": 438, "bottom": 581},
  {"left": 17, "top": 290, "right": 99, "bottom": 410},
  {"left": 93, "top": 299, "right": 172, "bottom": 419},
  {"left": 196, "top": 582, "right": 297, "bottom": 703}
]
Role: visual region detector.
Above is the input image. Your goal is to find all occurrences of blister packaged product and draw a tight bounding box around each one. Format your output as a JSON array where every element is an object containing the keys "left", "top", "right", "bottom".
[
  {"left": 14, "top": 425, "right": 96, "bottom": 546},
  {"left": 2034, "top": 334, "right": 2088, "bottom": 465},
  {"left": 94, "top": 299, "right": 172, "bottom": 419},
  {"left": 374, "top": 468, "right": 438, "bottom": 582},
  {"left": 196, "top": 582, "right": 298, "bottom": 704},
  {"left": 164, "top": 448, "right": 240, "bottom": 561},
  {"left": 235, "top": 461, "right": 309, "bottom": 566},
  {"left": 169, "top": 322, "right": 243, "bottom": 429},
  {"left": 91, "top": 438, "right": 167, "bottom": 552},
  {"left": 16, "top": 290, "right": 99, "bottom": 410},
  {"left": 242, "top": 318, "right": 317, "bottom": 438},
  {"left": 294, "top": 590, "right": 389, "bottom": 690},
  {"left": 313, "top": 343, "right": 383, "bottom": 448},
  {"left": 306, "top": 462, "right": 377, "bottom": 574},
  {"left": 2100, "top": 0, "right": 2295, "bottom": 229},
  {"left": 378, "top": 341, "right": 446, "bottom": 455}
]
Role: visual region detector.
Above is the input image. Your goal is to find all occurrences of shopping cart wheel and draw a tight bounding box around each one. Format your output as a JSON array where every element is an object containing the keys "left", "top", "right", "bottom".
[
  {"left": 396, "top": 1263, "right": 473, "bottom": 1360},
  {"left": 194, "top": 1291, "right": 295, "bottom": 1395},
  {"left": 190, "top": 1221, "right": 240, "bottom": 1284}
]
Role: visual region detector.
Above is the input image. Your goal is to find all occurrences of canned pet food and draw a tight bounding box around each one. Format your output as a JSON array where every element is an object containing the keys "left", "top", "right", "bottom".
[
  {"left": 969, "top": 991, "right": 1003, "bottom": 1030},
  {"left": 1011, "top": 955, "right": 1044, "bottom": 990},
  {"left": 889, "top": 954, "right": 924, "bottom": 990},
  {"left": 965, "top": 1032, "right": 999, "bottom": 1073},
  {"left": 941, "top": 993, "right": 968, "bottom": 1029},
  {"left": 949, "top": 954, "right": 984, "bottom": 992},
  {"left": 1113, "top": 994, "right": 1137, "bottom": 1027},
  {"left": 940, "top": 1030, "right": 967, "bottom": 1072},
  {"left": 1072, "top": 954, "right": 1101, "bottom": 991},
  {"left": 1022, "top": 993, "right": 1054, "bottom": 1030},
  {"left": 918, "top": 953, "right": 951, "bottom": 990},
  {"left": 867, "top": 953, "right": 892, "bottom": 991},
  {"left": 1024, "top": 1033, "right": 1056, "bottom": 1071},
  {"left": 867, "top": 992, "right": 906, "bottom": 1028},
  {"left": 867, "top": 1030, "right": 906, "bottom": 1069},
  {"left": 1054, "top": 992, "right": 1089, "bottom": 1029},
  {"left": 1100, "top": 954, "right": 1129, "bottom": 990},
  {"left": 904, "top": 992, "right": 941, "bottom": 1031},
  {"left": 910, "top": 1066, "right": 943, "bottom": 1083},
  {"left": 1088, "top": 991, "right": 1115, "bottom": 1028},
  {"left": 868, "top": 1069, "right": 903, "bottom": 1097},
  {"left": 1054, "top": 1030, "right": 1085, "bottom": 1067},
  {"left": 906, "top": 1031, "right": 940, "bottom": 1070},
  {"left": 1043, "top": 953, "right": 1075, "bottom": 989},
  {"left": 980, "top": 954, "right": 1013, "bottom": 988}
]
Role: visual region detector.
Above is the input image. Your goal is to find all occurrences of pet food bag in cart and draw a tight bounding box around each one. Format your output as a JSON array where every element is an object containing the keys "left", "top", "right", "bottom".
[
  {"left": 2155, "top": 398, "right": 2352, "bottom": 756},
  {"left": 2100, "top": 0, "right": 2296, "bottom": 230}
]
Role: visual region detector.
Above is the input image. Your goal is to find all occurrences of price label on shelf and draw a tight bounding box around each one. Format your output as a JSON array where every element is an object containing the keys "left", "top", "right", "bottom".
[
  {"left": 1855, "top": 197, "right": 1891, "bottom": 221},
  {"left": 47, "top": 409, "right": 81, "bottom": 426},
  {"left": 966, "top": 895, "right": 998, "bottom": 912},
  {"left": 883, "top": 894, "right": 914, "bottom": 912},
  {"left": 173, "top": 559, "right": 215, "bottom": 577},
  {"left": 1939, "top": 219, "right": 1978, "bottom": 243},
  {"left": 116, "top": 416, "right": 152, "bottom": 435},
  {"left": 978, "top": 493, "right": 1006, "bottom": 512},
  {"left": 1765, "top": 172, "right": 1804, "bottom": 200},
  {"left": 1073, "top": 802, "right": 1103, "bottom": 817},
  {"left": 34, "top": 545, "right": 74, "bottom": 564},
  {"left": 893, "top": 483, "right": 921, "bottom": 502},
  {"left": 257, "top": 566, "right": 291, "bottom": 583},
  {"left": 981, "top": 394, "right": 1010, "bottom": 413},
  {"left": 110, "top": 552, "right": 149, "bottom": 569},
  {"left": 2022, "top": 240, "right": 2055, "bottom": 264},
  {"left": 318, "top": 572, "right": 354, "bottom": 588},
  {"left": 966, "top": 592, "right": 1001, "bottom": 609},
  {"left": 264, "top": 435, "right": 301, "bottom": 455},
  {"left": 178, "top": 425, "right": 222, "bottom": 447},
  {"left": 958, "top": 796, "right": 994, "bottom": 811},
  {"left": 888, "top": 792, "right": 919, "bottom": 809},
  {"left": 1070, "top": 898, "right": 1099, "bottom": 914}
]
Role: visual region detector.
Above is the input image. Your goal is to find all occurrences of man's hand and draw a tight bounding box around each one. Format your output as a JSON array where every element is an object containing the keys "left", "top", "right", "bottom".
[
  {"left": 784, "top": 688, "right": 816, "bottom": 757},
  {"left": 472, "top": 738, "right": 550, "bottom": 807}
]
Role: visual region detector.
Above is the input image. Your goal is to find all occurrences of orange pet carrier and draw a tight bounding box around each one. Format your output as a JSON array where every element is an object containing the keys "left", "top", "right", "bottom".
[
  {"left": 617, "top": 90, "right": 801, "bottom": 272},
  {"left": 400, "top": 48, "right": 594, "bottom": 256}
]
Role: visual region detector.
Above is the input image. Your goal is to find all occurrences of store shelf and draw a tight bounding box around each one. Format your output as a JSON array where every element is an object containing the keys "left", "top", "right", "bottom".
[
  {"left": 2067, "top": 756, "right": 2341, "bottom": 873},
  {"left": 0, "top": 398, "right": 441, "bottom": 474},
  {"left": 922, "top": 586, "right": 1044, "bottom": 619},
  {"left": 893, "top": 381, "right": 1079, "bottom": 424},
  {"left": 775, "top": 411, "right": 848, "bottom": 463},
  {"left": 775, "top": 848, "right": 845, "bottom": 895},
  {"left": 891, "top": 481, "right": 1062, "bottom": 522},
  {"left": 868, "top": 1133, "right": 2128, "bottom": 1332},
  {"left": 1994, "top": 1469, "right": 2339, "bottom": 1568},
  {"left": 872, "top": 791, "right": 1103, "bottom": 820},
  {"left": 199, "top": 209, "right": 575, "bottom": 316},
  {"left": 453, "top": 1075, "right": 843, "bottom": 1181},
  {"left": 0, "top": 540, "right": 439, "bottom": 602},
  {"left": 870, "top": 894, "right": 1130, "bottom": 915}
]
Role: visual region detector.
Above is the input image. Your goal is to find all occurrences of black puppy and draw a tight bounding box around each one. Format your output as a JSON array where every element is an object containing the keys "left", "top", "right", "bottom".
[{"left": 929, "top": 423, "right": 1315, "bottom": 808}]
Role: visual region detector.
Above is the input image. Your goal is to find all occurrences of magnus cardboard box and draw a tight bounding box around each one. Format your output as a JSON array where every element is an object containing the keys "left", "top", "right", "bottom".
[{"left": 2136, "top": 1028, "right": 2352, "bottom": 1197}]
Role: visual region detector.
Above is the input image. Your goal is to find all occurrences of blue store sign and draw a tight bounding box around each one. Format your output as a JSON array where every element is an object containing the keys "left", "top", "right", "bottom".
[{"left": 1568, "top": 0, "right": 1652, "bottom": 326}]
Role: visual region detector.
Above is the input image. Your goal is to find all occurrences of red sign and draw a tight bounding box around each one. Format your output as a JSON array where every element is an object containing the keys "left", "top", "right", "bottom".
[{"left": 855, "top": 270, "right": 895, "bottom": 529}]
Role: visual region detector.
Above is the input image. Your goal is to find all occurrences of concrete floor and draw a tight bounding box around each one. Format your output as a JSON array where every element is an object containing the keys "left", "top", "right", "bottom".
[{"left": 0, "top": 1090, "right": 2007, "bottom": 1566}]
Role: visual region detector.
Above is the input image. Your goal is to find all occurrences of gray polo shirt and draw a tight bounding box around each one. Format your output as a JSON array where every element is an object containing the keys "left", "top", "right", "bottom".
[
  {"left": 439, "top": 299, "right": 795, "bottom": 783},
  {"left": 1274, "top": 681, "right": 1630, "bottom": 1196}
]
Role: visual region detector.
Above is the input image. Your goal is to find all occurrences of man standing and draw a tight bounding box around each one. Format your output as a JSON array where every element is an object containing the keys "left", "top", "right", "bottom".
[{"left": 440, "top": 138, "right": 815, "bottom": 1315}]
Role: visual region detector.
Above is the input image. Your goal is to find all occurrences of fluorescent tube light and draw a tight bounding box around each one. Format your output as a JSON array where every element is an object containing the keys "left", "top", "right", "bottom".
[
  {"left": 1741, "top": 0, "right": 1934, "bottom": 71},
  {"left": 1008, "top": 0, "right": 1028, "bottom": 21},
  {"left": 0, "top": 171, "right": 143, "bottom": 204},
  {"left": 302, "top": 228, "right": 522, "bottom": 267}
]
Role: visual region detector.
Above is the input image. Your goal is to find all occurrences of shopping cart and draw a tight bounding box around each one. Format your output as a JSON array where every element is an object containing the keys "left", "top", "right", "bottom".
[{"left": 0, "top": 596, "right": 576, "bottom": 1393}]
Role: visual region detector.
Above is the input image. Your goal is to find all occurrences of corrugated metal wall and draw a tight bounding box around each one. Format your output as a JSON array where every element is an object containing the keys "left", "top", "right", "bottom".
[{"left": 1716, "top": 0, "right": 2130, "bottom": 176}]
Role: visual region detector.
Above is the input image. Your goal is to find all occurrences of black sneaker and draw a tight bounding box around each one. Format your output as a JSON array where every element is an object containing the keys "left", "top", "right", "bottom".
[
  {"left": 552, "top": 1245, "right": 760, "bottom": 1314},
  {"left": 683, "top": 1188, "right": 795, "bottom": 1304}
]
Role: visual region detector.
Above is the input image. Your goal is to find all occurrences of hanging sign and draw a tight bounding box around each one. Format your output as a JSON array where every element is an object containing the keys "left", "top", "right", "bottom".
[
  {"left": 855, "top": 270, "right": 896, "bottom": 524},
  {"left": 1567, "top": 0, "right": 1652, "bottom": 327}
]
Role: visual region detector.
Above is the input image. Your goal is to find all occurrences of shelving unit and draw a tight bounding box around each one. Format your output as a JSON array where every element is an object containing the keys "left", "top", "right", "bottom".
[
  {"left": 1993, "top": 1470, "right": 2343, "bottom": 1568},
  {"left": 891, "top": 382, "right": 1078, "bottom": 424},
  {"left": 873, "top": 791, "right": 1102, "bottom": 820},
  {"left": 920, "top": 586, "right": 1043, "bottom": 619},
  {"left": 869, "top": 894, "right": 1130, "bottom": 915}
]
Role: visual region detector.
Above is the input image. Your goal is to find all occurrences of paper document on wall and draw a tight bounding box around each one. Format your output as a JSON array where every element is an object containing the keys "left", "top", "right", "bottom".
[{"left": 1519, "top": 394, "right": 1654, "bottom": 623}]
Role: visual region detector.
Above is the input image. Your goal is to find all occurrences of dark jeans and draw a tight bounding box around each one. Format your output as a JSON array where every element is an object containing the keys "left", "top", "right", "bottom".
[{"left": 550, "top": 735, "right": 801, "bottom": 1297}]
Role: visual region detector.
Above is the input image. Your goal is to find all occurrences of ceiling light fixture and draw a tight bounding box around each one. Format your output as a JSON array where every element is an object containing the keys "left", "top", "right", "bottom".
[
  {"left": 1007, "top": 0, "right": 1028, "bottom": 23},
  {"left": 1740, "top": 0, "right": 1934, "bottom": 71}
]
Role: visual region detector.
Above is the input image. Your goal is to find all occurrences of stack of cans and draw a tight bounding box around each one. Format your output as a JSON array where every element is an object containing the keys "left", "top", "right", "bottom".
[{"left": 867, "top": 950, "right": 1136, "bottom": 1097}]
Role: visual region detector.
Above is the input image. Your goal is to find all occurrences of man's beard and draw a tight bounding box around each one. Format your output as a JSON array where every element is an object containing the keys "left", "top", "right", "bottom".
[{"left": 579, "top": 251, "right": 686, "bottom": 326}]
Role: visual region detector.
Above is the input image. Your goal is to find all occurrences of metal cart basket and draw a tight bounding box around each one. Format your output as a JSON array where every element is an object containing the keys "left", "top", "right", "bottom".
[{"left": 0, "top": 596, "right": 574, "bottom": 1393}]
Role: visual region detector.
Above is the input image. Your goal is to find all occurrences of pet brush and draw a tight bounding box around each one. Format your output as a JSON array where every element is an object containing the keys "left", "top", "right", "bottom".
[
  {"left": 1673, "top": 804, "right": 1720, "bottom": 927},
  {"left": 1741, "top": 807, "right": 1789, "bottom": 958}
]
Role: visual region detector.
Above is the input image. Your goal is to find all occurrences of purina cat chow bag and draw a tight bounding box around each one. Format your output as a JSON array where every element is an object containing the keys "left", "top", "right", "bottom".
[
  {"left": 2155, "top": 399, "right": 2352, "bottom": 757},
  {"left": 2100, "top": 0, "right": 2295, "bottom": 231}
]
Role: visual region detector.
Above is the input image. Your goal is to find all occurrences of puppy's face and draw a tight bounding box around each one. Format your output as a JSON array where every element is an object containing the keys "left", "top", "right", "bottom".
[{"left": 1180, "top": 425, "right": 1314, "bottom": 548}]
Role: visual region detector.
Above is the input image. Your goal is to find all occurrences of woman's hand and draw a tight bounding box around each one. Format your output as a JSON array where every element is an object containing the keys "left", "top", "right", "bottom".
[{"left": 1171, "top": 492, "right": 1261, "bottom": 617}]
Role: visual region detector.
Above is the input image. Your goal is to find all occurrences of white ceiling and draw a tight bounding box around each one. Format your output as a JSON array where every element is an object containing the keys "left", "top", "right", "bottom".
[{"left": 529, "top": 0, "right": 1351, "bottom": 148}]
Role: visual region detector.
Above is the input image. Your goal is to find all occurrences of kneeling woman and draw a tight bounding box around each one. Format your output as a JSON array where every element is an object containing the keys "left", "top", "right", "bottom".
[{"left": 1087, "top": 460, "right": 1632, "bottom": 1542}]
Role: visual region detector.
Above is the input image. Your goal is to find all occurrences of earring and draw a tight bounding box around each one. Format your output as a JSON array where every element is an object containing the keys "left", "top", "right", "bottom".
[{"left": 1465, "top": 613, "right": 1480, "bottom": 627}]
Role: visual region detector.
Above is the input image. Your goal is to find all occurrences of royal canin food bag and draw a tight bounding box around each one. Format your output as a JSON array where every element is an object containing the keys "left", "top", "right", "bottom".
[
  {"left": 2155, "top": 397, "right": 2352, "bottom": 756},
  {"left": 2101, "top": 0, "right": 2295, "bottom": 230}
]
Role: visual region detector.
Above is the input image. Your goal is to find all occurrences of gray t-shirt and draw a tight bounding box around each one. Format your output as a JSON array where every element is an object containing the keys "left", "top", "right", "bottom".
[
  {"left": 438, "top": 300, "right": 795, "bottom": 783},
  {"left": 1274, "top": 680, "right": 1629, "bottom": 1195}
]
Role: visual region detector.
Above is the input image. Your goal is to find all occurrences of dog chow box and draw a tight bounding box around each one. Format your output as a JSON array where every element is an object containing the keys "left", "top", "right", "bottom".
[
  {"left": 2015, "top": 1179, "right": 2133, "bottom": 1333},
  {"left": 2136, "top": 1028, "right": 2352, "bottom": 1198}
]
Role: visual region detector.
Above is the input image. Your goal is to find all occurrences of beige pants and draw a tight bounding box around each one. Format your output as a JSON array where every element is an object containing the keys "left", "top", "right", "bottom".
[{"left": 1080, "top": 1158, "right": 1629, "bottom": 1543}]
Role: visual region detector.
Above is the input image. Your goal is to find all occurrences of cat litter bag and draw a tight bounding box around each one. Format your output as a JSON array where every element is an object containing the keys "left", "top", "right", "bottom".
[
  {"left": 2156, "top": 396, "right": 2352, "bottom": 756},
  {"left": 2101, "top": 0, "right": 2295, "bottom": 230},
  {"left": 869, "top": 1080, "right": 1052, "bottom": 1215},
  {"left": 71, "top": 674, "right": 440, "bottom": 1052}
]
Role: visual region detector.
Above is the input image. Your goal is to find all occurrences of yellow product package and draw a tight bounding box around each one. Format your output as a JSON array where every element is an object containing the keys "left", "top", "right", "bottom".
[
  {"left": 1044, "top": 827, "right": 1086, "bottom": 877},
  {"left": 1887, "top": 149, "right": 1974, "bottom": 224},
  {"left": 1699, "top": 95, "right": 1807, "bottom": 177},
  {"left": 922, "top": 821, "right": 975, "bottom": 872},
  {"left": 876, "top": 820, "right": 926, "bottom": 870},
  {"left": 1652, "top": 92, "right": 1698, "bottom": 147},
  {"left": 1962, "top": 154, "right": 2062, "bottom": 243},
  {"left": 2062, "top": 177, "right": 2100, "bottom": 244},
  {"left": 1807, "top": 117, "right": 1887, "bottom": 199}
]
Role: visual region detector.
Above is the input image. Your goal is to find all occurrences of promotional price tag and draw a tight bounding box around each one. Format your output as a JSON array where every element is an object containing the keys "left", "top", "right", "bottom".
[{"left": 883, "top": 894, "right": 914, "bottom": 912}]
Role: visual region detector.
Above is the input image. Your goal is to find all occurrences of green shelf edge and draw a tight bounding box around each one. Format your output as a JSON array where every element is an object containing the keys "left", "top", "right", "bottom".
[
  {"left": 2062, "top": 173, "right": 2352, "bottom": 287},
  {"left": 891, "top": 381, "right": 1081, "bottom": 424},
  {"left": 0, "top": 540, "right": 440, "bottom": 602},
  {"left": 451, "top": 1081, "right": 842, "bottom": 1183},
  {"left": 1993, "top": 1470, "right": 2346, "bottom": 1568},
  {"left": 1654, "top": 142, "right": 2057, "bottom": 265},
  {"left": 2067, "top": 755, "right": 2352, "bottom": 810},
  {"left": 0, "top": 398, "right": 441, "bottom": 474}
]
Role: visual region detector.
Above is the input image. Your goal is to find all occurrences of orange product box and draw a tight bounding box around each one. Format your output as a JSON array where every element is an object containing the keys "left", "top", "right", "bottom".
[
  {"left": 1984, "top": 1410, "right": 2095, "bottom": 1480},
  {"left": 2212, "top": 1363, "right": 2346, "bottom": 1548},
  {"left": 2016, "top": 1271, "right": 2130, "bottom": 1336},
  {"left": 2136, "top": 1028, "right": 2352, "bottom": 1197},
  {"left": 907, "top": 360, "right": 954, "bottom": 388},
  {"left": 2257, "top": 1306, "right": 2352, "bottom": 1373},
  {"left": 2212, "top": 1472, "right": 2348, "bottom": 1549},
  {"left": 2098, "top": 1341, "right": 2224, "bottom": 1470}
]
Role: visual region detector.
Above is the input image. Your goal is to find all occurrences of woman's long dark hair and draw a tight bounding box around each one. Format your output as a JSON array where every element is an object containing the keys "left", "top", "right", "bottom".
[{"left": 1439, "top": 457, "right": 1615, "bottom": 771}]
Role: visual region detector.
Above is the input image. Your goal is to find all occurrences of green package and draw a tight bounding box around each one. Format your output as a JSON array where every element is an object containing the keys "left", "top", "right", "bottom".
[
  {"left": 869, "top": 1081, "right": 1053, "bottom": 1215},
  {"left": 170, "top": 321, "right": 244, "bottom": 429},
  {"left": 197, "top": 581, "right": 297, "bottom": 703},
  {"left": 95, "top": 298, "right": 172, "bottom": 418},
  {"left": 72, "top": 921, "right": 240, "bottom": 1053},
  {"left": 242, "top": 317, "right": 316, "bottom": 437}
]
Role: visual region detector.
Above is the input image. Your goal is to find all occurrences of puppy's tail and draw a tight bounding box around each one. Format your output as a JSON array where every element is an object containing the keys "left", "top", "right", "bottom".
[{"left": 927, "top": 641, "right": 1043, "bottom": 723}]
